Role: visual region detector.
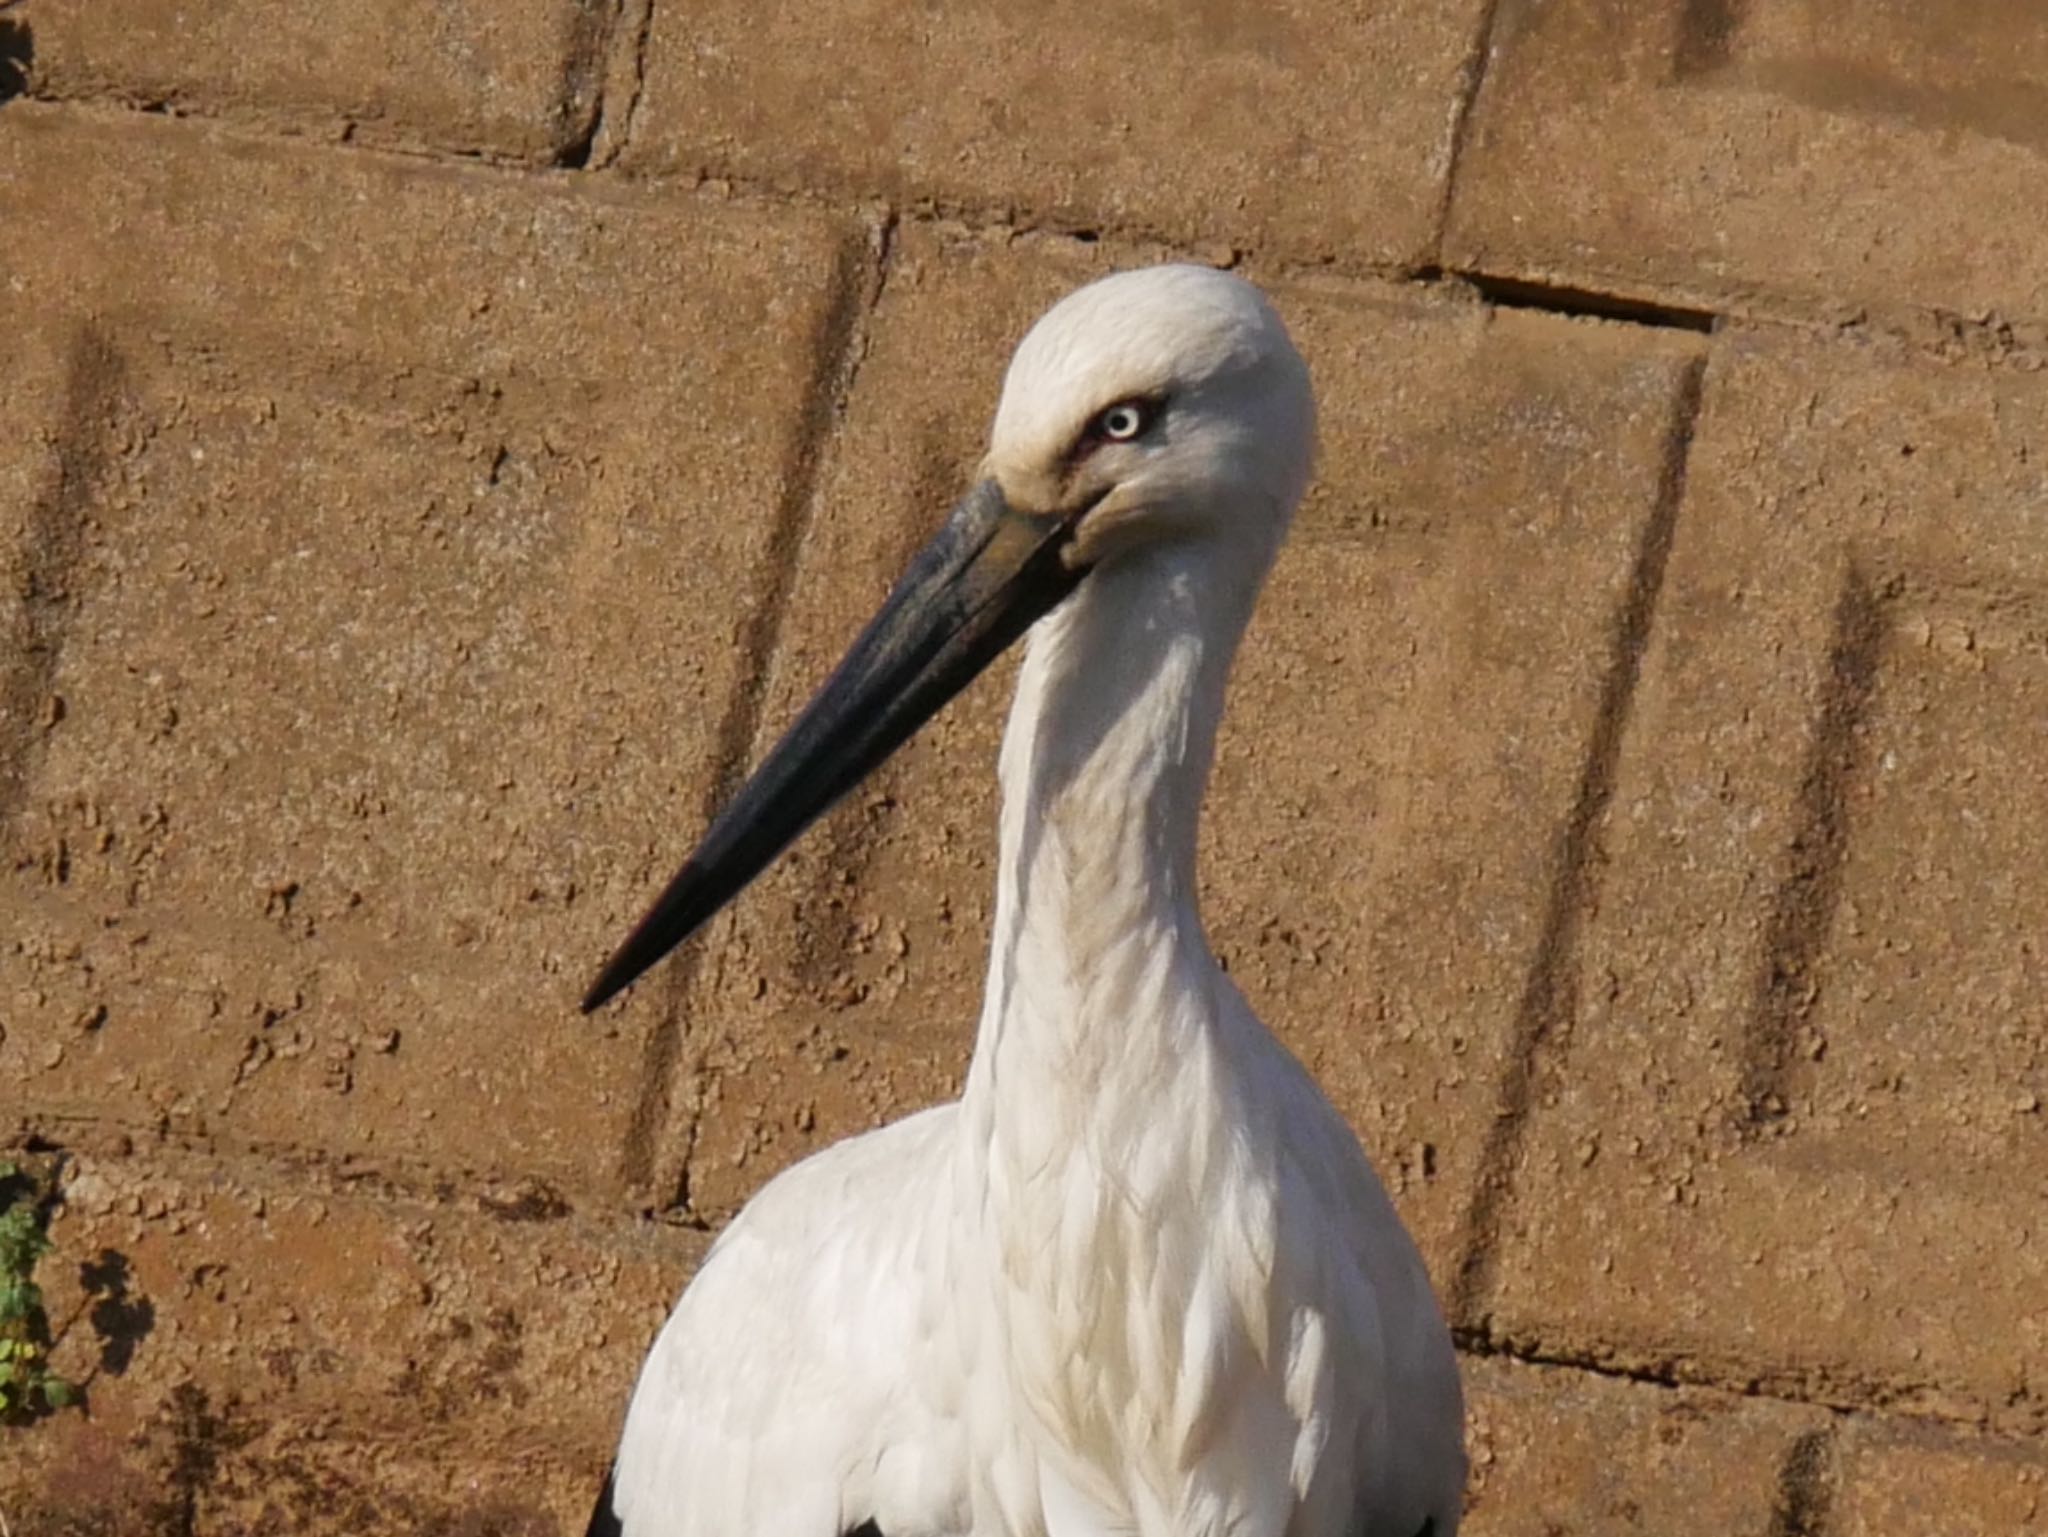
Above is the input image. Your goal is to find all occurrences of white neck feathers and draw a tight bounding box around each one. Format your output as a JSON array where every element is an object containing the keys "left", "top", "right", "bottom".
[{"left": 961, "top": 539, "right": 1264, "bottom": 1143}]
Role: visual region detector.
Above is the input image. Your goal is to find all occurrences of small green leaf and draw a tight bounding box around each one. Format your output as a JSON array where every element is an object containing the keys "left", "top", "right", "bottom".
[{"left": 0, "top": 1174, "right": 71, "bottom": 1420}]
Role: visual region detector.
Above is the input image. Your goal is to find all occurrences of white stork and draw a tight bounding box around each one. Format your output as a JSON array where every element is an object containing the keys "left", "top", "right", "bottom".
[{"left": 580, "top": 264, "right": 1465, "bottom": 1537}]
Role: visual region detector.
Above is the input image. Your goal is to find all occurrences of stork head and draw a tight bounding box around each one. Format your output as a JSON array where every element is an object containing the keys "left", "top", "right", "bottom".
[
  {"left": 584, "top": 265, "right": 1316, "bottom": 1010},
  {"left": 986, "top": 263, "right": 1315, "bottom": 573}
]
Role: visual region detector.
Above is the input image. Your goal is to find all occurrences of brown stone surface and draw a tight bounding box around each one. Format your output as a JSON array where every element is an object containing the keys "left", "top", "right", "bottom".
[
  {"left": 1461, "top": 1355, "right": 1827, "bottom": 1535},
  {"left": 665, "top": 224, "right": 1705, "bottom": 1294},
  {"left": 1835, "top": 1418, "right": 2048, "bottom": 1535},
  {"left": 195, "top": 1432, "right": 600, "bottom": 1537},
  {"left": 6, "top": 1422, "right": 604, "bottom": 1535},
  {"left": 0, "top": 107, "right": 856, "bottom": 1200},
  {"left": 0, "top": 1143, "right": 697, "bottom": 1532},
  {"left": 1486, "top": 330, "right": 2048, "bottom": 1424},
  {"left": 1447, "top": 0, "right": 2048, "bottom": 328},
  {"left": 619, "top": 0, "right": 1490, "bottom": 267},
  {"left": 6, "top": 3, "right": 2048, "bottom": 1517},
  {"left": 19, "top": 0, "right": 605, "bottom": 161}
]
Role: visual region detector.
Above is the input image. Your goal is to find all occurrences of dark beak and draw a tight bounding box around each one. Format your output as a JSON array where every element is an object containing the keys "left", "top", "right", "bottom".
[{"left": 581, "top": 479, "right": 1089, "bottom": 1012}]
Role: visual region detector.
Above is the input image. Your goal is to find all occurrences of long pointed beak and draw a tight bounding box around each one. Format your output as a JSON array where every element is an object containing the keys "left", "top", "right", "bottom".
[{"left": 582, "top": 479, "right": 1089, "bottom": 1012}]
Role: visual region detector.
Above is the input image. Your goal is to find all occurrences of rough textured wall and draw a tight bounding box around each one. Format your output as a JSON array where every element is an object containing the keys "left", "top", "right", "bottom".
[{"left": 2, "top": 0, "right": 2045, "bottom": 1531}]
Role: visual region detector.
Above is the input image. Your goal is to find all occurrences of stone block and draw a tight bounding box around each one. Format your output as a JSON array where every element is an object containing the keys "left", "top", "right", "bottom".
[
  {"left": 0, "top": 108, "right": 856, "bottom": 1200},
  {"left": 1487, "top": 329, "right": 2048, "bottom": 1424},
  {"left": 1447, "top": 0, "right": 2048, "bottom": 329},
  {"left": 0, "top": 1143, "right": 696, "bottom": 1533},
  {"left": 1834, "top": 1418, "right": 2048, "bottom": 1536},
  {"left": 621, "top": 0, "right": 1493, "bottom": 267},
  {"left": 22, "top": 0, "right": 606, "bottom": 161},
  {"left": 1462, "top": 1354, "right": 1827, "bottom": 1536}
]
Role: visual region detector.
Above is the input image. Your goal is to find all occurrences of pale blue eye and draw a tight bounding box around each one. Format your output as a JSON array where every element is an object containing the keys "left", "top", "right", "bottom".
[{"left": 1099, "top": 402, "right": 1147, "bottom": 441}]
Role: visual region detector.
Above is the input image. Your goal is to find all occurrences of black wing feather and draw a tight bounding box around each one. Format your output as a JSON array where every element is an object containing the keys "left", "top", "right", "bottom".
[
  {"left": 583, "top": 1464, "right": 623, "bottom": 1537},
  {"left": 581, "top": 1465, "right": 884, "bottom": 1537}
]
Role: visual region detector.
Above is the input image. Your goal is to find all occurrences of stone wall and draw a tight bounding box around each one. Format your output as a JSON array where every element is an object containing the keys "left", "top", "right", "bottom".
[{"left": 2, "top": 1, "right": 2044, "bottom": 1530}]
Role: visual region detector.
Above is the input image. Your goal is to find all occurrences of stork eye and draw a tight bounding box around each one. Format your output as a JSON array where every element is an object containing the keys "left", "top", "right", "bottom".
[{"left": 1094, "top": 400, "right": 1152, "bottom": 442}]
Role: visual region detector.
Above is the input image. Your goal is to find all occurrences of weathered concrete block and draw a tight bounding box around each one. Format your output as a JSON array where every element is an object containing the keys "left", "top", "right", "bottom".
[
  {"left": 1834, "top": 1418, "right": 2048, "bottom": 1535},
  {"left": 0, "top": 108, "right": 857, "bottom": 1201},
  {"left": 1461, "top": 1355, "right": 1827, "bottom": 1536},
  {"left": 1446, "top": 0, "right": 2048, "bottom": 328},
  {"left": 0, "top": 1142, "right": 699, "bottom": 1533},
  {"left": 1487, "top": 329, "right": 2048, "bottom": 1425},
  {"left": 21, "top": 0, "right": 608, "bottom": 161},
  {"left": 620, "top": 0, "right": 1492, "bottom": 267}
]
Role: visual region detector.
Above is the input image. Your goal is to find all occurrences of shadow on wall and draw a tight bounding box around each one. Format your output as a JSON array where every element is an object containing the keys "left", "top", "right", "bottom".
[
  {"left": 1668, "top": 0, "right": 2048, "bottom": 153},
  {"left": 80, "top": 1248, "right": 156, "bottom": 1377},
  {"left": 0, "top": 12, "right": 30, "bottom": 107}
]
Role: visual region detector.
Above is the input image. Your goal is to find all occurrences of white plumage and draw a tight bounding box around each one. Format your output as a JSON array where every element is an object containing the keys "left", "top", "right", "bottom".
[{"left": 586, "top": 265, "right": 1464, "bottom": 1537}]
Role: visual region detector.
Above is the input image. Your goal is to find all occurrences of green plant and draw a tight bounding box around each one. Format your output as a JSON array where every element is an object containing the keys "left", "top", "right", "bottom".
[{"left": 0, "top": 1160, "right": 74, "bottom": 1421}]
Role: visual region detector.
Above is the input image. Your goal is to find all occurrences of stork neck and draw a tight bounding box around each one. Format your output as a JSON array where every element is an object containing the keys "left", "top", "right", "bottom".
[{"left": 963, "top": 541, "right": 1261, "bottom": 1118}]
